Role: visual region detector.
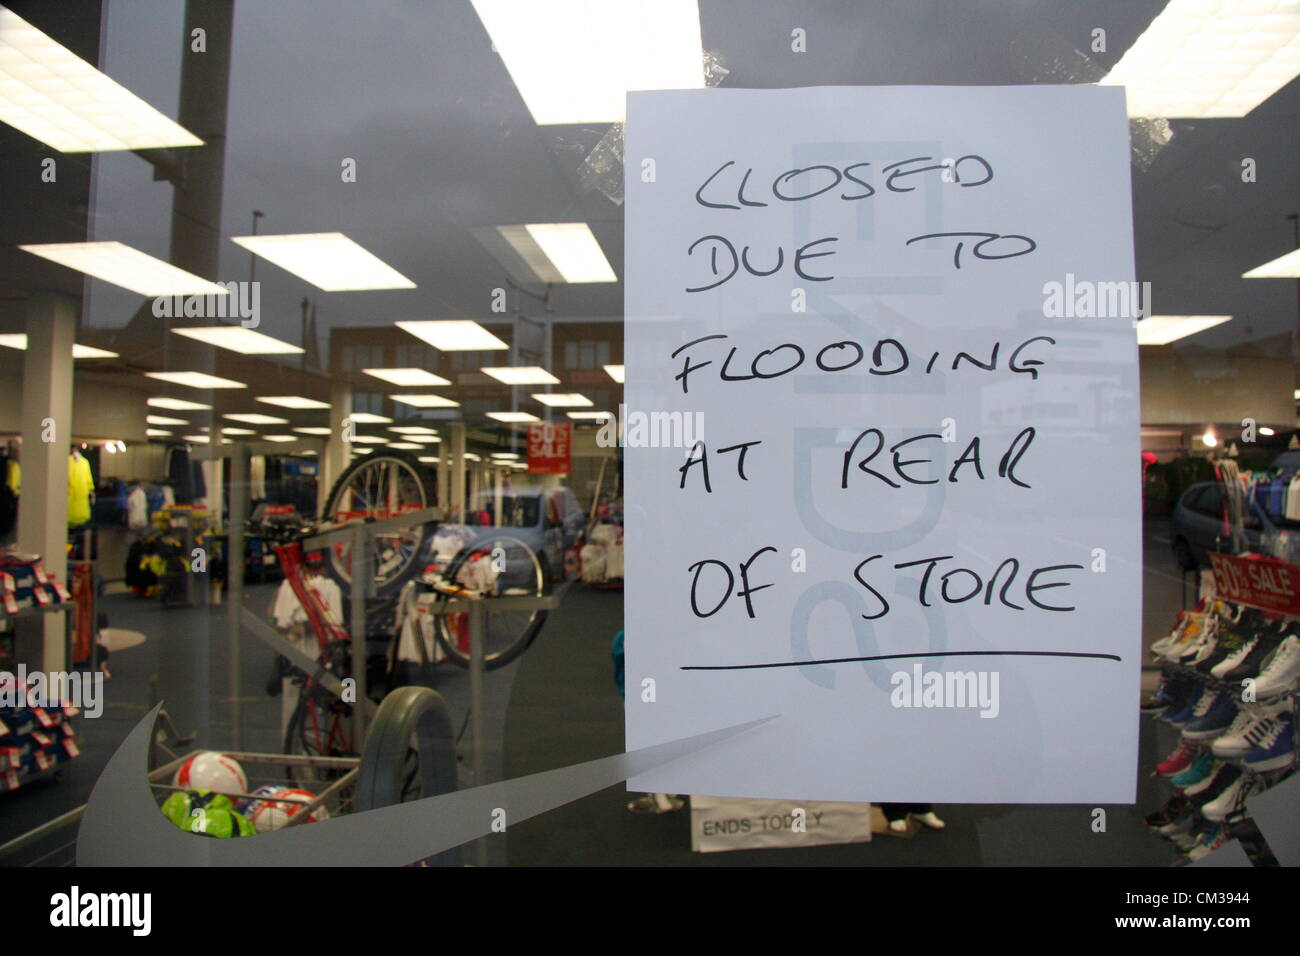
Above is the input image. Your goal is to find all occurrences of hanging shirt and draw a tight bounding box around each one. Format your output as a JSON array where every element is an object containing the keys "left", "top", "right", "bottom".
[
  {"left": 67, "top": 454, "right": 93, "bottom": 527},
  {"left": 6, "top": 459, "right": 19, "bottom": 496},
  {"left": 127, "top": 486, "right": 148, "bottom": 529},
  {"left": 270, "top": 574, "right": 344, "bottom": 659},
  {"left": 1287, "top": 475, "right": 1300, "bottom": 522}
]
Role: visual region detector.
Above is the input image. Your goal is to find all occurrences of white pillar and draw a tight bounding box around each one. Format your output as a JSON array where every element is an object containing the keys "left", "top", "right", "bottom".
[
  {"left": 18, "top": 293, "right": 76, "bottom": 673},
  {"left": 450, "top": 424, "right": 466, "bottom": 521},
  {"left": 321, "top": 379, "right": 352, "bottom": 516}
]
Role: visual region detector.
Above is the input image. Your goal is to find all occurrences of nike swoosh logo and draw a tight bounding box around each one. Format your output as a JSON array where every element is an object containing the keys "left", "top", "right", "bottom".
[{"left": 77, "top": 704, "right": 772, "bottom": 866}]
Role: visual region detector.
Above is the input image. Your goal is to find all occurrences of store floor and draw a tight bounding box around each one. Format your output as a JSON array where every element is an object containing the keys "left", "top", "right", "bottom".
[{"left": 1, "top": 517, "right": 1187, "bottom": 865}]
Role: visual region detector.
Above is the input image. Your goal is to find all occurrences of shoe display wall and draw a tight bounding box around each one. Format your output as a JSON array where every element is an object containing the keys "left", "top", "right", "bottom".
[{"left": 1144, "top": 592, "right": 1297, "bottom": 866}]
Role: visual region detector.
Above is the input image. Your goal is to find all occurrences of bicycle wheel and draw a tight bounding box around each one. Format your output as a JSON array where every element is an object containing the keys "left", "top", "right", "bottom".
[
  {"left": 433, "top": 533, "right": 550, "bottom": 669},
  {"left": 321, "top": 451, "right": 438, "bottom": 597},
  {"left": 283, "top": 682, "right": 355, "bottom": 790}
]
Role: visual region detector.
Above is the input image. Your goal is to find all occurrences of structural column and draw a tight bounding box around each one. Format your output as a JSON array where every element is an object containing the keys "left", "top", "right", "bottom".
[
  {"left": 18, "top": 293, "right": 76, "bottom": 673},
  {"left": 449, "top": 423, "right": 466, "bottom": 521},
  {"left": 322, "top": 379, "right": 353, "bottom": 512}
]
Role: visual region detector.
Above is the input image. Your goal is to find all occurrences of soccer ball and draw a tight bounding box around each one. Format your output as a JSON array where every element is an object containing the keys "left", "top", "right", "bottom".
[
  {"left": 173, "top": 751, "right": 248, "bottom": 796},
  {"left": 244, "top": 786, "right": 328, "bottom": 832},
  {"left": 160, "top": 789, "right": 256, "bottom": 838}
]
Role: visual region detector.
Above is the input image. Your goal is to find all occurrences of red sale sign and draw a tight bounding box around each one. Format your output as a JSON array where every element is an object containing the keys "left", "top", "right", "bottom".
[
  {"left": 527, "top": 422, "right": 572, "bottom": 475},
  {"left": 1208, "top": 552, "right": 1300, "bottom": 617}
]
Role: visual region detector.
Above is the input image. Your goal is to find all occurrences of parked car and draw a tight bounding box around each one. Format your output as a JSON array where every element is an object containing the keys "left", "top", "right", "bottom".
[{"left": 1170, "top": 481, "right": 1272, "bottom": 570}]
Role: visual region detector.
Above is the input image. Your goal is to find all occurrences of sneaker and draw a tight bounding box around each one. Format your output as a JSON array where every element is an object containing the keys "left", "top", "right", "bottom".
[
  {"left": 1155, "top": 813, "right": 1197, "bottom": 838},
  {"left": 1211, "top": 701, "right": 1287, "bottom": 758},
  {"left": 1152, "top": 613, "right": 1192, "bottom": 658},
  {"left": 1197, "top": 622, "right": 1254, "bottom": 675},
  {"left": 1175, "top": 617, "right": 1220, "bottom": 666},
  {"left": 1182, "top": 692, "right": 1238, "bottom": 740},
  {"left": 1184, "top": 825, "right": 1227, "bottom": 862},
  {"left": 1242, "top": 711, "right": 1296, "bottom": 772},
  {"left": 1187, "top": 761, "right": 1242, "bottom": 805},
  {"left": 1202, "top": 772, "right": 1258, "bottom": 822},
  {"left": 1221, "top": 629, "right": 1285, "bottom": 682},
  {"left": 1171, "top": 750, "right": 1216, "bottom": 789},
  {"left": 1156, "top": 739, "right": 1198, "bottom": 776},
  {"left": 1165, "top": 685, "right": 1212, "bottom": 726},
  {"left": 1210, "top": 634, "right": 1261, "bottom": 679},
  {"left": 1252, "top": 635, "right": 1300, "bottom": 699},
  {"left": 1143, "top": 795, "right": 1188, "bottom": 829}
]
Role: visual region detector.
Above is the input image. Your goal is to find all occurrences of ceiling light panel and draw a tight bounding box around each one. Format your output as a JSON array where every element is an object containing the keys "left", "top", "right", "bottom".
[
  {"left": 603, "top": 364, "right": 625, "bottom": 383},
  {"left": 146, "top": 415, "right": 188, "bottom": 426},
  {"left": 1099, "top": 0, "right": 1300, "bottom": 117},
  {"left": 389, "top": 394, "right": 459, "bottom": 408},
  {"left": 1135, "top": 315, "right": 1233, "bottom": 345},
  {"left": 19, "top": 242, "right": 229, "bottom": 296},
  {"left": 0, "top": 333, "right": 118, "bottom": 358},
  {"left": 522, "top": 223, "right": 617, "bottom": 282},
  {"left": 148, "top": 397, "right": 210, "bottom": 411},
  {"left": 469, "top": 0, "right": 705, "bottom": 124},
  {"left": 1243, "top": 248, "right": 1300, "bottom": 278},
  {"left": 172, "top": 326, "right": 303, "bottom": 354},
  {"left": 230, "top": 233, "right": 415, "bottom": 291},
  {"left": 532, "top": 392, "right": 593, "bottom": 407},
  {"left": 0, "top": 8, "right": 203, "bottom": 151},
  {"left": 486, "top": 411, "right": 540, "bottom": 422},
  {"left": 363, "top": 368, "right": 451, "bottom": 387},
  {"left": 223, "top": 412, "right": 289, "bottom": 425},
  {"left": 481, "top": 366, "right": 560, "bottom": 385},
  {"left": 145, "top": 371, "right": 245, "bottom": 389},
  {"left": 256, "top": 395, "right": 330, "bottom": 409},
  {"left": 396, "top": 320, "right": 508, "bottom": 351}
]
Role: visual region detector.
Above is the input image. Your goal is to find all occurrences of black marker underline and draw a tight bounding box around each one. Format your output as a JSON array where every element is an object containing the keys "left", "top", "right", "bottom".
[{"left": 681, "top": 650, "right": 1122, "bottom": 671}]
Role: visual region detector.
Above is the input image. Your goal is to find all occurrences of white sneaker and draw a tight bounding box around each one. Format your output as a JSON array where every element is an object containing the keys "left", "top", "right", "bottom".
[
  {"left": 1252, "top": 635, "right": 1300, "bottom": 699},
  {"left": 1201, "top": 773, "right": 1253, "bottom": 822},
  {"left": 913, "top": 811, "right": 946, "bottom": 830},
  {"left": 1212, "top": 701, "right": 1286, "bottom": 758},
  {"left": 1211, "top": 635, "right": 1260, "bottom": 679}
]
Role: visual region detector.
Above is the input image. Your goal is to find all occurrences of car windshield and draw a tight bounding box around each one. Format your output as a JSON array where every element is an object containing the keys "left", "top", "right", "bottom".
[{"left": 471, "top": 493, "right": 540, "bottom": 528}]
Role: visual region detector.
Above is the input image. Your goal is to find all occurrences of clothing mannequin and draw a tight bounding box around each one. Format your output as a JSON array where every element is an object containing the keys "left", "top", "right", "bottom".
[
  {"left": 68, "top": 446, "right": 94, "bottom": 528},
  {"left": 880, "top": 802, "right": 946, "bottom": 833}
]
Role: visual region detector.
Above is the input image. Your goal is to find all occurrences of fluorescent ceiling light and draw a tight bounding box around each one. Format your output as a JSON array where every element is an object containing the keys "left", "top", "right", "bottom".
[
  {"left": 1293, "top": 389, "right": 1300, "bottom": 401},
  {"left": 491, "top": 452, "right": 521, "bottom": 459},
  {"left": 0, "top": 333, "right": 118, "bottom": 358},
  {"left": 182, "top": 434, "right": 210, "bottom": 444},
  {"left": 148, "top": 396, "right": 210, "bottom": 411},
  {"left": 568, "top": 411, "right": 615, "bottom": 420},
  {"left": 224, "top": 412, "right": 288, "bottom": 425},
  {"left": 470, "top": 0, "right": 705, "bottom": 124},
  {"left": 19, "top": 242, "right": 227, "bottom": 296},
  {"left": 256, "top": 395, "right": 329, "bottom": 410},
  {"left": 260, "top": 435, "right": 298, "bottom": 443},
  {"left": 487, "top": 411, "right": 540, "bottom": 422},
  {"left": 353, "top": 448, "right": 374, "bottom": 455},
  {"left": 145, "top": 429, "right": 172, "bottom": 437},
  {"left": 1099, "top": 0, "right": 1300, "bottom": 117},
  {"left": 1243, "top": 248, "right": 1300, "bottom": 278},
  {"left": 396, "top": 320, "right": 508, "bottom": 351},
  {"left": 1261, "top": 427, "right": 1277, "bottom": 436},
  {"left": 220, "top": 427, "right": 256, "bottom": 435},
  {"left": 146, "top": 370, "right": 246, "bottom": 390},
  {"left": 464, "top": 453, "right": 482, "bottom": 462},
  {"left": 532, "top": 392, "right": 592, "bottom": 407},
  {"left": 1136, "top": 315, "right": 1233, "bottom": 346},
  {"left": 294, "top": 427, "right": 333, "bottom": 435},
  {"left": 172, "top": 326, "right": 303, "bottom": 355},
  {"left": 345, "top": 412, "right": 392, "bottom": 424},
  {"left": 363, "top": 368, "right": 451, "bottom": 387},
  {"left": 522, "top": 223, "right": 616, "bottom": 283},
  {"left": 481, "top": 365, "right": 559, "bottom": 385},
  {"left": 603, "top": 364, "right": 625, "bottom": 383},
  {"left": 0, "top": 8, "right": 203, "bottom": 152},
  {"left": 349, "top": 435, "right": 388, "bottom": 444},
  {"left": 388, "top": 442, "right": 424, "bottom": 450},
  {"left": 146, "top": 415, "right": 187, "bottom": 426},
  {"left": 230, "top": 233, "right": 415, "bottom": 291},
  {"left": 389, "top": 426, "right": 439, "bottom": 434},
  {"left": 388, "top": 393, "right": 459, "bottom": 408},
  {"left": 418, "top": 456, "right": 440, "bottom": 464}
]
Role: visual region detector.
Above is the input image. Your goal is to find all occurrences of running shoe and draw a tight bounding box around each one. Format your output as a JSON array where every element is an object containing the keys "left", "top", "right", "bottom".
[
  {"left": 1156, "top": 739, "right": 1199, "bottom": 776},
  {"left": 1182, "top": 692, "right": 1238, "bottom": 740},
  {"left": 1252, "top": 636, "right": 1300, "bottom": 699},
  {"left": 1165, "top": 685, "right": 1213, "bottom": 727},
  {"left": 1242, "top": 711, "right": 1296, "bottom": 772},
  {"left": 1171, "top": 750, "right": 1216, "bottom": 789},
  {"left": 1211, "top": 700, "right": 1287, "bottom": 758}
]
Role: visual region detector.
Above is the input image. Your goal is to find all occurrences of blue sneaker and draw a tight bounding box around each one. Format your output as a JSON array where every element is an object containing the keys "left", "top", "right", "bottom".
[
  {"left": 1171, "top": 750, "right": 1215, "bottom": 789},
  {"left": 1243, "top": 712, "right": 1296, "bottom": 772},
  {"left": 1182, "top": 693, "right": 1238, "bottom": 741},
  {"left": 1167, "top": 686, "right": 1214, "bottom": 728}
]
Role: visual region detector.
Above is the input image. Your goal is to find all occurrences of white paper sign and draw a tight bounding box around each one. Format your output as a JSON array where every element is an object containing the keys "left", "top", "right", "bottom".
[
  {"left": 624, "top": 86, "right": 1140, "bottom": 804},
  {"left": 690, "top": 796, "right": 873, "bottom": 854}
]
